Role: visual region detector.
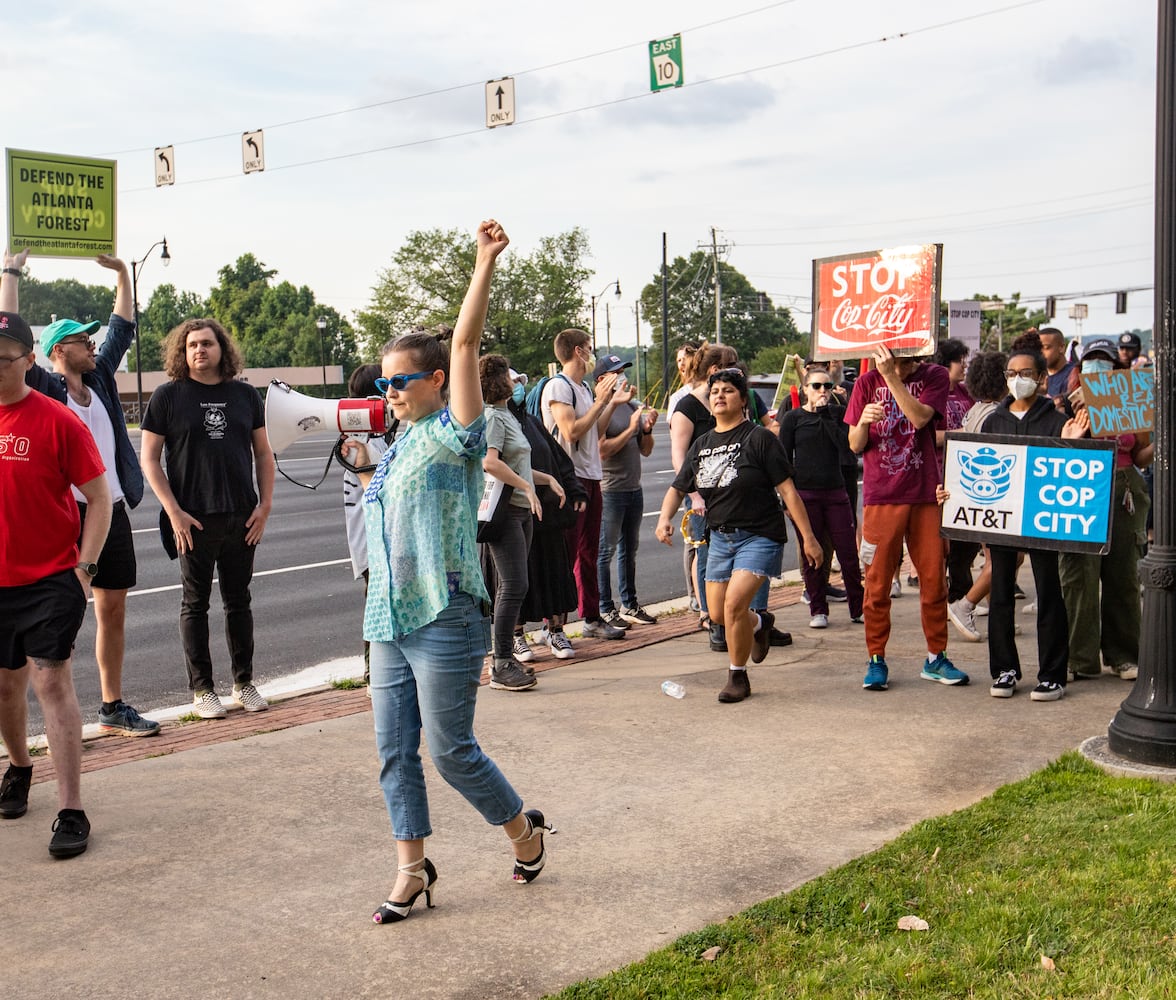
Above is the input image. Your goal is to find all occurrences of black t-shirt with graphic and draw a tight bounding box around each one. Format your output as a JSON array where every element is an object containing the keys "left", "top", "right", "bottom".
[
  {"left": 671, "top": 421, "right": 795, "bottom": 543},
  {"left": 142, "top": 378, "right": 264, "bottom": 514}
]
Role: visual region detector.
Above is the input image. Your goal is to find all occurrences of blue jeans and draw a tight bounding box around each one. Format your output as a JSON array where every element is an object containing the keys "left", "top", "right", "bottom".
[
  {"left": 369, "top": 593, "right": 523, "bottom": 840},
  {"left": 598, "top": 488, "right": 643, "bottom": 614}
]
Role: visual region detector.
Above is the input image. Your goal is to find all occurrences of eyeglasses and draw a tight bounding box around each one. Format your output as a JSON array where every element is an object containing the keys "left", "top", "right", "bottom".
[
  {"left": 0, "top": 352, "right": 30, "bottom": 367},
  {"left": 375, "top": 371, "right": 433, "bottom": 393},
  {"left": 58, "top": 336, "right": 94, "bottom": 348},
  {"left": 809, "top": 382, "right": 834, "bottom": 390},
  {"left": 1003, "top": 369, "right": 1038, "bottom": 380}
]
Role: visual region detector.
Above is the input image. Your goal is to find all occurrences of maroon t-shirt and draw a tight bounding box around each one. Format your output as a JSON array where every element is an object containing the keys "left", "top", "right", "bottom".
[{"left": 844, "top": 363, "right": 948, "bottom": 506}]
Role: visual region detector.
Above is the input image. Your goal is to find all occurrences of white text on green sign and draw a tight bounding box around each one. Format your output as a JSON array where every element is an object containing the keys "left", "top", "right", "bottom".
[{"left": 649, "top": 34, "right": 683, "bottom": 91}]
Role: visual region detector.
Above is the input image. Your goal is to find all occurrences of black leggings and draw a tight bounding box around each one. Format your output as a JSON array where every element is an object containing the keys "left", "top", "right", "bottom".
[{"left": 485, "top": 506, "right": 534, "bottom": 658}]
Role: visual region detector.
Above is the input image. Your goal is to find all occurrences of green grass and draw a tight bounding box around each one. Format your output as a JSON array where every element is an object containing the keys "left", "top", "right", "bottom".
[
  {"left": 551, "top": 754, "right": 1176, "bottom": 999},
  {"left": 330, "top": 677, "right": 368, "bottom": 690},
  {"left": 174, "top": 712, "right": 202, "bottom": 724}
]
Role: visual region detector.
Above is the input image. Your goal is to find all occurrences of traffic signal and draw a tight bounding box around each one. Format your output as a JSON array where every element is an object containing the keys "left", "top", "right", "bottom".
[
  {"left": 1044, "top": 295, "right": 1057, "bottom": 319},
  {"left": 1115, "top": 290, "right": 1128, "bottom": 314}
]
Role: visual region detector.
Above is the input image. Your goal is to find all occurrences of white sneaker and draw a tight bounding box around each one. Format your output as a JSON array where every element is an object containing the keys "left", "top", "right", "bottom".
[
  {"left": 233, "top": 683, "right": 269, "bottom": 713},
  {"left": 1113, "top": 663, "right": 1138, "bottom": 681},
  {"left": 809, "top": 614, "right": 828, "bottom": 629},
  {"left": 890, "top": 579, "right": 902, "bottom": 599},
  {"left": 544, "top": 629, "right": 575, "bottom": 660},
  {"left": 947, "top": 600, "right": 982, "bottom": 642},
  {"left": 1022, "top": 601, "right": 1038, "bottom": 615},
  {"left": 193, "top": 691, "right": 227, "bottom": 719},
  {"left": 512, "top": 634, "right": 535, "bottom": 663},
  {"left": 974, "top": 602, "right": 989, "bottom": 617}
]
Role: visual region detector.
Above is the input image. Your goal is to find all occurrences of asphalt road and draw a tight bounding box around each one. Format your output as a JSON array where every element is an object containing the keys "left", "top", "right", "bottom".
[{"left": 25, "top": 428, "right": 802, "bottom": 734}]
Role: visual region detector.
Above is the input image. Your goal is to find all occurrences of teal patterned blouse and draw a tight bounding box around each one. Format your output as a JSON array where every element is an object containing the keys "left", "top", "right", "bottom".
[{"left": 362, "top": 407, "right": 489, "bottom": 641}]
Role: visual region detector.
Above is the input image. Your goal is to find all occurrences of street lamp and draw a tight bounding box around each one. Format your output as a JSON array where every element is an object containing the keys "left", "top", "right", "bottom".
[
  {"left": 590, "top": 279, "right": 621, "bottom": 353},
  {"left": 316, "top": 316, "right": 328, "bottom": 396},
  {"left": 131, "top": 237, "right": 170, "bottom": 423}
]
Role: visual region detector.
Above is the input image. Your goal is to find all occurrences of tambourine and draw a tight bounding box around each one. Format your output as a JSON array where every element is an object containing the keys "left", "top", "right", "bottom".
[{"left": 680, "top": 510, "right": 707, "bottom": 548}]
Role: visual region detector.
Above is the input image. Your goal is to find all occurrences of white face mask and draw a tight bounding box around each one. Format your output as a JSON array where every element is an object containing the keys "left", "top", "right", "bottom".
[
  {"left": 1082, "top": 359, "right": 1113, "bottom": 374},
  {"left": 581, "top": 348, "right": 596, "bottom": 368},
  {"left": 1007, "top": 375, "right": 1039, "bottom": 401}
]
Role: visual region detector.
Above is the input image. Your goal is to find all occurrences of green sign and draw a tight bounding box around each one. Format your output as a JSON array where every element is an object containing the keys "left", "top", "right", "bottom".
[
  {"left": 6, "top": 148, "right": 117, "bottom": 258},
  {"left": 649, "top": 34, "right": 684, "bottom": 91}
]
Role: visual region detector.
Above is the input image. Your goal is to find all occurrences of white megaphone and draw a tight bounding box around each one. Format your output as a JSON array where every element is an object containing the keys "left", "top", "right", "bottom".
[{"left": 264, "top": 379, "right": 390, "bottom": 454}]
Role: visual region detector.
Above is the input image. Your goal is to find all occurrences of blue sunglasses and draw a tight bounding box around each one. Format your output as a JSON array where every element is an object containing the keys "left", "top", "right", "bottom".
[{"left": 375, "top": 371, "right": 433, "bottom": 393}]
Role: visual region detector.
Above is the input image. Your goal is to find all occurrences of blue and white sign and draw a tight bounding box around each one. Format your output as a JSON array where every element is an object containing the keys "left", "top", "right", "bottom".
[{"left": 942, "top": 432, "right": 1117, "bottom": 554}]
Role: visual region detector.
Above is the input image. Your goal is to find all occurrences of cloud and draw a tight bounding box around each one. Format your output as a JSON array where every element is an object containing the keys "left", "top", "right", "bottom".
[
  {"left": 611, "top": 77, "right": 778, "bottom": 128},
  {"left": 1036, "top": 36, "right": 1133, "bottom": 85}
]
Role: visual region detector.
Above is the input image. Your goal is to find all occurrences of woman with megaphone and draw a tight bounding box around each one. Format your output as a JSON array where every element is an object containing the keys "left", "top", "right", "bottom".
[{"left": 340, "top": 220, "right": 552, "bottom": 925}]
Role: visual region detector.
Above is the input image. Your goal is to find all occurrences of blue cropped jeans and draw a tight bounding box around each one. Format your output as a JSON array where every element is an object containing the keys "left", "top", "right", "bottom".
[{"left": 369, "top": 593, "right": 523, "bottom": 840}]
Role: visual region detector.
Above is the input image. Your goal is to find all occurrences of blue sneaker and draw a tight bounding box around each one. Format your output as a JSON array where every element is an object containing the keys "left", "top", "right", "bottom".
[
  {"left": 921, "top": 652, "right": 970, "bottom": 686},
  {"left": 863, "top": 655, "right": 889, "bottom": 691}
]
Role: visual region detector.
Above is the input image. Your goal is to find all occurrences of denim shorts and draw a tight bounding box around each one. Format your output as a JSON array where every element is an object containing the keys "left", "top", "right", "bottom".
[{"left": 706, "top": 528, "right": 783, "bottom": 582}]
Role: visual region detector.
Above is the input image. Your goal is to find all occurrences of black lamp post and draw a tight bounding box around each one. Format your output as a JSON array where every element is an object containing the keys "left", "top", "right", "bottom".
[
  {"left": 316, "top": 316, "right": 328, "bottom": 396},
  {"left": 1107, "top": 1, "right": 1176, "bottom": 765},
  {"left": 131, "top": 237, "right": 170, "bottom": 423},
  {"left": 590, "top": 279, "right": 621, "bottom": 353}
]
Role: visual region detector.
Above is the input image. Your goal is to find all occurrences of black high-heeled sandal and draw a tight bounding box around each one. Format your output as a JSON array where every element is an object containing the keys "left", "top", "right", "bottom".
[
  {"left": 509, "top": 809, "right": 554, "bottom": 884},
  {"left": 372, "top": 858, "right": 437, "bottom": 924}
]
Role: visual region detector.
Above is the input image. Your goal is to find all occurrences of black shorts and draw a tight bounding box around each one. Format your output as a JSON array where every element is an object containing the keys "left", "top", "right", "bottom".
[
  {"left": 0, "top": 570, "right": 87, "bottom": 669},
  {"left": 78, "top": 500, "right": 137, "bottom": 590}
]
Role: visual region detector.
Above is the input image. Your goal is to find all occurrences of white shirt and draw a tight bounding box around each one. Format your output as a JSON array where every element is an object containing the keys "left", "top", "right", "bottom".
[{"left": 66, "top": 393, "right": 123, "bottom": 504}]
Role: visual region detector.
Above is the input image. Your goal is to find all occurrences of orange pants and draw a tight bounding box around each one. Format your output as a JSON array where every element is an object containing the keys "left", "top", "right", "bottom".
[{"left": 861, "top": 503, "right": 948, "bottom": 658}]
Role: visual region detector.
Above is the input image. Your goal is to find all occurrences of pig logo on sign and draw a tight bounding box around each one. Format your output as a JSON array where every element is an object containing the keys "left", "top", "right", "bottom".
[{"left": 957, "top": 447, "right": 1016, "bottom": 506}]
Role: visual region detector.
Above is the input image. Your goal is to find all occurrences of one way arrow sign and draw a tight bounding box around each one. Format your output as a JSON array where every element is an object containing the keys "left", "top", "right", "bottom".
[{"left": 485, "top": 77, "right": 515, "bottom": 129}]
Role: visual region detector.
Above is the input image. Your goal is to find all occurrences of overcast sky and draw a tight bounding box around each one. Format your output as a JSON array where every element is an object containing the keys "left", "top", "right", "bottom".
[{"left": 7, "top": 0, "right": 1159, "bottom": 350}]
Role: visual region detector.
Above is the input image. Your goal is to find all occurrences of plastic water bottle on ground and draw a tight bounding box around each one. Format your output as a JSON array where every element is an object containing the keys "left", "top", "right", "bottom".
[{"left": 661, "top": 680, "right": 686, "bottom": 699}]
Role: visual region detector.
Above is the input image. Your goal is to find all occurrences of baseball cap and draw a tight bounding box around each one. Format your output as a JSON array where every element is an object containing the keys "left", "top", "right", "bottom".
[
  {"left": 40, "top": 318, "right": 101, "bottom": 355},
  {"left": 592, "top": 354, "right": 632, "bottom": 380},
  {"left": 1081, "top": 337, "right": 1118, "bottom": 362},
  {"left": 1118, "top": 332, "right": 1142, "bottom": 350},
  {"left": 0, "top": 311, "right": 34, "bottom": 351}
]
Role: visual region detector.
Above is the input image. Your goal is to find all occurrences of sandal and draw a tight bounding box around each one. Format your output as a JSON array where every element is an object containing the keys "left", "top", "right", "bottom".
[{"left": 509, "top": 809, "right": 554, "bottom": 884}]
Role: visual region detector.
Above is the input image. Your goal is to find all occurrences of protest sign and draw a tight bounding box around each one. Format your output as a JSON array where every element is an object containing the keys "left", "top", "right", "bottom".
[
  {"left": 811, "top": 244, "right": 942, "bottom": 361},
  {"left": 941, "top": 432, "right": 1116, "bottom": 554},
  {"left": 1079, "top": 367, "right": 1154, "bottom": 437},
  {"left": 948, "top": 300, "right": 982, "bottom": 352},
  {"left": 6, "top": 148, "right": 116, "bottom": 258}
]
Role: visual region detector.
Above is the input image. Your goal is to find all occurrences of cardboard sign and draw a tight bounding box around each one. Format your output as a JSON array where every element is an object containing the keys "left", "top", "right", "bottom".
[
  {"left": 6, "top": 148, "right": 116, "bottom": 258},
  {"left": 811, "top": 244, "right": 942, "bottom": 361},
  {"left": 1079, "top": 367, "right": 1154, "bottom": 437},
  {"left": 948, "top": 300, "right": 982, "bottom": 352},
  {"left": 941, "top": 432, "right": 1116, "bottom": 554}
]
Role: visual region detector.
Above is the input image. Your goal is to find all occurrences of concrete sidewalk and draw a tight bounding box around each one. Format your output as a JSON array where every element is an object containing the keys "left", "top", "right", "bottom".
[{"left": 3, "top": 584, "right": 1131, "bottom": 1000}]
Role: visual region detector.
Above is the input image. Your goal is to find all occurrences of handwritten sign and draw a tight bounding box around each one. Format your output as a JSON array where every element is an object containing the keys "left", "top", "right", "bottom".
[
  {"left": 1080, "top": 367, "right": 1154, "bottom": 437},
  {"left": 6, "top": 148, "right": 116, "bottom": 258},
  {"left": 811, "top": 244, "right": 942, "bottom": 361},
  {"left": 941, "top": 432, "right": 1116, "bottom": 555}
]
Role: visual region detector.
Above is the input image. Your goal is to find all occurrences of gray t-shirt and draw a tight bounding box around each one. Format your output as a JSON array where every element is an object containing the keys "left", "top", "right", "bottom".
[
  {"left": 485, "top": 404, "right": 534, "bottom": 507},
  {"left": 601, "top": 400, "right": 644, "bottom": 492},
  {"left": 541, "top": 373, "right": 602, "bottom": 481}
]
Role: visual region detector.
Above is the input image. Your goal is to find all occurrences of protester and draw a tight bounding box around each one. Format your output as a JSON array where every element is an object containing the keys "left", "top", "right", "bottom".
[
  {"left": 502, "top": 370, "right": 582, "bottom": 661},
  {"left": 342, "top": 363, "right": 396, "bottom": 686},
  {"left": 140, "top": 319, "right": 275, "bottom": 718},
  {"left": 1, "top": 251, "right": 158, "bottom": 737},
  {"left": 979, "top": 335, "right": 1086, "bottom": 700},
  {"left": 594, "top": 354, "right": 658, "bottom": 629},
  {"left": 1118, "top": 332, "right": 1142, "bottom": 369},
  {"left": 341, "top": 220, "right": 552, "bottom": 924},
  {"left": 846, "top": 345, "right": 968, "bottom": 691},
  {"left": 479, "top": 353, "right": 560, "bottom": 692},
  {"left": 0, "top": 309, "right": 110, "bottom": 857},
  {"left": 541, "top": 329, "right": 625, "bottom": 640},
  {"left": 657, "top": 367, "right": 822, "bottom": 703},
  {"left": 1059, "top": 338, "right": 1152, "bottom": 681},
  {"left": 1039, "top": 327, "right": 1075, "bottom": 401},
  {"left": 666, "top": 342, "right": 704, "bottom": 614},
  {"left": 777, "top": 368, "right": 864, "bottom": 628}
]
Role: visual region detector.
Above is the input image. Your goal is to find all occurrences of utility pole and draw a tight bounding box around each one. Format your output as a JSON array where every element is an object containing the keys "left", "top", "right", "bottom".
[
  {"left": 661, "top": 233, "right": 669, "bottom": 408},
  {"left": 711, "top": 227, "right": 722, "bottom": 344}
]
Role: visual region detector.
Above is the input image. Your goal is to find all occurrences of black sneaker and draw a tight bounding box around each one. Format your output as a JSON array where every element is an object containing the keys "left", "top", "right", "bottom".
[
  {"left": 0, "top": 764, "right": 32, "bottom": 819},
  {"left": 489, "top": 658, "right": 538, "bottom": 692},
  {"left": 708, "top": 623, "right": 728, "bottom": 652},
  {"left": 751, "top": 611, "right": 775, "bottom": 664},
  {"left": 768, "top": 626, "right": 793, "bottom": 647},
  {"left": 601, "top": 609, "right": 631, "bottom": 630},
  {"left": 1030, "top": 681, "right": 1065, "bottom": 702},
  {"left": 98, "top": 700, "right": 161, "bottom": 737},
  {"left": 621, "top": 605, "right": 657, "bottom": 625},
  {"left": 826, "top": 586, "right": 848, "bottom": 603},
  {"left": 1013, "top": 583, "right": 1027, "bottom": 600},
  {"left": 49, "top": 809, "right": 90, "bottom": 858}
]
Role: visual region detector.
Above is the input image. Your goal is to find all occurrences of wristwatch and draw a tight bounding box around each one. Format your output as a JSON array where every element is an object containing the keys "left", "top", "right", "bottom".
[{"left": 77, "top": 561, "right": 99, "bottom": 578}]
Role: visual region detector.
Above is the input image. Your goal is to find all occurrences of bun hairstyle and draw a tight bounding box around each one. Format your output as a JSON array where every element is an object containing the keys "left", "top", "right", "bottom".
[
  {"left": 690, "top": 341, "right": 739, "bottom": 383},
  {"left": 478, "top": 353, "right": 514, "bottom": 405},
  {"left": 1007, "top": 331, "right": 1046, "bottom": 376}
]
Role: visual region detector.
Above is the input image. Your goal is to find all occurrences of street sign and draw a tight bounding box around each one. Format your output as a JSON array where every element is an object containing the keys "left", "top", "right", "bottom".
[
  {"left": 649, "top": 34, "right": 684, "bottom": 91},
  {"left": 155, "top": 146, "right": 175, "bottom": 187},
  {"left": 485, "top": 77, "right": 515, "bottom": 128},
  {"left": 242, "top": 130, "right": 265, "bottom": 174}
]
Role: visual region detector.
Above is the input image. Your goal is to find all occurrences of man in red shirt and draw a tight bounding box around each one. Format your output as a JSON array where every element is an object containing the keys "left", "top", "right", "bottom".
[{"left": 0, "top": 310, "right": 111, "bottom": 858}]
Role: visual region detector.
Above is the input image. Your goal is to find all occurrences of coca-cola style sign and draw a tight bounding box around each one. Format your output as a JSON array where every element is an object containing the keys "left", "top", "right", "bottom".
[{"left": 811, "top": 243, "right": 943, "bottom": 360}]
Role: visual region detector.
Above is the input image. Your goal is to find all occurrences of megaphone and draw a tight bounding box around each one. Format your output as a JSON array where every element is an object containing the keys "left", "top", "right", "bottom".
[{"left": 264, "top": 379, "right": 390, "bottom": 454}]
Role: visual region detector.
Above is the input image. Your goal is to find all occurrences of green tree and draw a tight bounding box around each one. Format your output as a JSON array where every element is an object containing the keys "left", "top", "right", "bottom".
[
  {"left": 356, "top": 227, "right": 594, "bottom": 375},
  {"left": 13, "top": 274, "right": 114, "bottom": 326}
]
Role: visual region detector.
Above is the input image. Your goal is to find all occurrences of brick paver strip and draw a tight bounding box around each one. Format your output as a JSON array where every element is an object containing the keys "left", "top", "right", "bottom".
[{"left": 29, "top": 582, "right": 818, "bottom": 786}]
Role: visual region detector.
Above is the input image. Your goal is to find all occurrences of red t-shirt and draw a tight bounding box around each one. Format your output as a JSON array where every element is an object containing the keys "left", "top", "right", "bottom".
[
  {"left": 0, "top": 391, "right": 106, "bottom": 586},
  {"left": 844, "top": 363, "right": 948, "bottom": 506}
]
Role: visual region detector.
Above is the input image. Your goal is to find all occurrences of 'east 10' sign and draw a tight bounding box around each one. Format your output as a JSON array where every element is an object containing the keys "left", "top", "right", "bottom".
[{"left": 941, "top": 433, "right": 1116, "bottom": 554}]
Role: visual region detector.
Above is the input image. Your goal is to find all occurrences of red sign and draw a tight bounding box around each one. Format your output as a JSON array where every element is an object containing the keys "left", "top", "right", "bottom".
[{"left": 811, "top": 244, "right": 942, "bottom": 360}]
